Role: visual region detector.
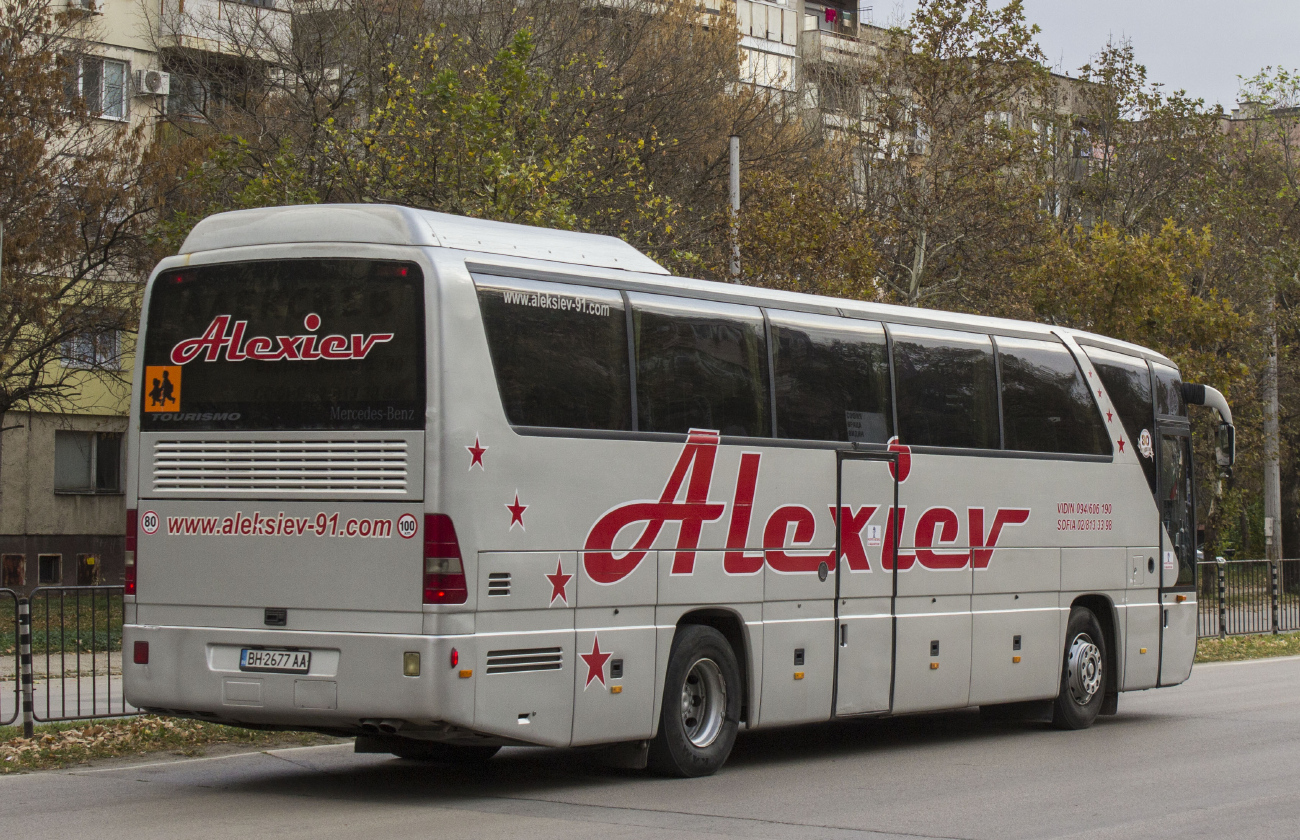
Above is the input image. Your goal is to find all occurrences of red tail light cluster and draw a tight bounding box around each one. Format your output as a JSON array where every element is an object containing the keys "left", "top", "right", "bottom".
[
  {"left": 423, "top": 514, "right": 467, "bottom": 604},
  {"left": 124, "top": 509, "right": 137, "bottom": 596}
]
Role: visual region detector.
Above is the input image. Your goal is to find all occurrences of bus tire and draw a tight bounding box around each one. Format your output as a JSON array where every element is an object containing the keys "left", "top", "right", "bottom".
[
  {"left": 648, "top": 624, "right": 741, "bottom": 777},
  {"left": 1052, "top": 607, "right": 1108, "bottom": 730},
  {"left": 389, "top": 739, "right": 500, "bottom": 764}
]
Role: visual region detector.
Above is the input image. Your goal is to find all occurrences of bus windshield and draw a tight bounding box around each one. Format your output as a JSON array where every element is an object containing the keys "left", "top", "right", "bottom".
[{"left": 140, "top": 259, "right": 425, "bottom": 431}]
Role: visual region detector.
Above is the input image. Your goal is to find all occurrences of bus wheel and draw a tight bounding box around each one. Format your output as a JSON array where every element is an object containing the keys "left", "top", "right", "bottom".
[
  {"left": 389, "top": 739, "right": 500, "bottom": 764},
  {"left": 648, "top": 624, "right": 741, "bottom": 777},
  {"left": 1052, "top": 607, "right": 1107, "bottom": 730}
]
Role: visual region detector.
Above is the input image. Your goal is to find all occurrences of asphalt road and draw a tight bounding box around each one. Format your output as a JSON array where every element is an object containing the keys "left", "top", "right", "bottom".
[{"left": 5, "top": 656, "right": 1300, "bottom": 840}]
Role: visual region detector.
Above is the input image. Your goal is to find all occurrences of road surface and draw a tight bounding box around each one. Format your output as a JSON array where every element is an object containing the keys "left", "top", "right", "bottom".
[{"left": 5, "top": 656, "right": 1300, "bottom": 839}]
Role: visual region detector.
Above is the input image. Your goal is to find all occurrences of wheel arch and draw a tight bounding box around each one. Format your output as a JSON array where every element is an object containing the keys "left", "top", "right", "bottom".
[{"left": 1070, "top": 593, "right": 1121, "bottom": 712}]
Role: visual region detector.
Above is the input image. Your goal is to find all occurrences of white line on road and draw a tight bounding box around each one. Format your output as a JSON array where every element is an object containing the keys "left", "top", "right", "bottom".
[{"left": 45, "top": 741, "right": 354, "bottom": 776}]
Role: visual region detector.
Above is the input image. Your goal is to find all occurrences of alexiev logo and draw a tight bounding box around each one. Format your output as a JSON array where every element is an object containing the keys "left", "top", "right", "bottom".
[
  {"left": 582, "top": 430, "right": 1030, "bottom": 585},
  {"left": 170, "top": 314, "right": 394, "bottom": 364}
]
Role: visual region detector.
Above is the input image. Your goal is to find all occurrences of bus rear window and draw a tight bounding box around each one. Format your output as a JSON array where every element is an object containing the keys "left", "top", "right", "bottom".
[{"left": 141, "top": 259, "right": 425, "bottom": 431}]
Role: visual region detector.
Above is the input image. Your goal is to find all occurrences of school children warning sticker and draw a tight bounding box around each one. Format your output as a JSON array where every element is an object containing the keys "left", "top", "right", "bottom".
[{"left": 144, "top": 366, "right": 181, "bottom": 412}]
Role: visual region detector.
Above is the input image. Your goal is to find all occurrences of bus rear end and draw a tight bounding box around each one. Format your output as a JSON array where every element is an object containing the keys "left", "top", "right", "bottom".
[{"left": 124, "top": 255, "right": 455, "bottom": 735}]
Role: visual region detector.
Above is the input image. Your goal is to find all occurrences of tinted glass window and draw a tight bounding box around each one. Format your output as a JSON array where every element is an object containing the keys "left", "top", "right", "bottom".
[
  {"left": 771, "top": 312, "right": 892, "bottom": 443},
  {"left": 998, "top": 336, "right": 1111, "bottom": 455},
  {"left": 632, "top": 295, "right": 769, "bottom": 436},
  {"left": 1085, "top": 346, "right": 1156, "bottom": 492},
  {"left": 1160, "top": 433, "right": 1196, "bottom": 586},
  {"left": 891, "top": 326, "right": 999, "bottom": 449},
  {"left": 476, "top": 277, "right": 630, "bottom": 430},
  {"left": 1152, "top": 362, "right": 1185, "bottom": 417},
  {"left": 142, "top": 260, "right": 425, "bottom": 430}
]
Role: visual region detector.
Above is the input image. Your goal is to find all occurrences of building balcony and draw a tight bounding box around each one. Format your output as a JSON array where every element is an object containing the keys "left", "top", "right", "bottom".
[
  {"left": 799, "top": 27, "right": 873, "bottom": 69},
  {"left": 158, "top": 0, "right": 291, "bottom": 60}
]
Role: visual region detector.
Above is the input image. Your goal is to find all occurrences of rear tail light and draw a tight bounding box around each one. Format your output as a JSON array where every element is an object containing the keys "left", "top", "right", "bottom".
[
  {"left": 423, "top": 514, "right": 467, "bottom": 604},
  {"left": 133, "top": 641, "right": 149, "bottom": 665},
  {"left": 125, "top": 509, "right": 137, "bottom": 596}
]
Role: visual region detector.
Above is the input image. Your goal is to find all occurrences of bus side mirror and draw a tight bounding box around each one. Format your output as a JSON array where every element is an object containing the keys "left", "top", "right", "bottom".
[{"left": 1215, "top": 423, "right": 1235, "bottom": 468}]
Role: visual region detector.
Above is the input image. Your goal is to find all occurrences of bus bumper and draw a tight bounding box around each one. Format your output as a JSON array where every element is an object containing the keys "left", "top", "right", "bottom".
[{"left": 122, "top": 624, "right": 477, "bottom": 735}]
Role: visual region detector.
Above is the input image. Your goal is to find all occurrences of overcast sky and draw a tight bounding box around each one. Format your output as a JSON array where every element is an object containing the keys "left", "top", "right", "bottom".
[{"left": 876, "top": 1, "right": 1300, "bottom": 111}]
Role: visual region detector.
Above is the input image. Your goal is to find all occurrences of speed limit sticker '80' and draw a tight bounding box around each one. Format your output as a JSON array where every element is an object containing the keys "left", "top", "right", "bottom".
[{"left": 140, "top": 511, "right": 160, "bottom": 534}]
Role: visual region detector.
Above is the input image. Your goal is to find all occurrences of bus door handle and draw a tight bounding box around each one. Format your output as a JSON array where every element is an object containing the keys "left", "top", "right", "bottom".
[{"left": 840, "top": 623, "right": 848, "bottom": 647}]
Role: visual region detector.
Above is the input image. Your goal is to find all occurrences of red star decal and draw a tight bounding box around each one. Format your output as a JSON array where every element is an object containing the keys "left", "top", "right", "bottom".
[
  {"left": 1088, "top": 370, "right": 1093, "bottom": 377},
  {"left": 581, "top": 635, "right": 611, "bottom": 689},
  {"left": 467, "top": 436, "right": 487, "bottom": 470},
  {"left": 1117, "top": 438, "right": 1126, "bottom": 452},
  {"left": 1106, "top": 411, "right": 1114, "bottom": 423},
  {"left": 1098, "top": 389, "right": 1103, "bottom": 398},
  {"left": 506, "top": 492, "right": 527, "bottom": 530},
  {"left": 546, "top": 559, "right": 572, "bottom": 605}
]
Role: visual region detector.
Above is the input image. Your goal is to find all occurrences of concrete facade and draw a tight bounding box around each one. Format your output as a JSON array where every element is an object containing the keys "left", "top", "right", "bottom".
[{"left": 0, "top": 410, "right": 129, "bottom": 593}]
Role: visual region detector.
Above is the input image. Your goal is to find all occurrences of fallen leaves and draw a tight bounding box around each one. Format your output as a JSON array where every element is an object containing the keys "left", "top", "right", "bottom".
[{"left": 0, "top": 716, "right": 339, "bottom": 774}]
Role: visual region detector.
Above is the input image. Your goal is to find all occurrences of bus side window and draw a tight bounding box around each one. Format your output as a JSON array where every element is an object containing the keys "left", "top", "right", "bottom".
[
  {"left": 1151, "top": 363, "right": 1185, "bottom": 417},
  {"left": 889, "top": 325, "right": 999, "bottom": 450},
  {"left": 1084, "top": 346, "right": 1157, "bottom": 492},
  {"left": 475, "top": 276, "right": 631, "bottom": 431},
  {"left": 997, "top": 336, "right": 1111, "bottom": 456},
  {"left": 769, "top": 311, "right": 892, "bottom": 443},
  {"left": 630, "top": 294, "right": 769, "bottom": 437}
]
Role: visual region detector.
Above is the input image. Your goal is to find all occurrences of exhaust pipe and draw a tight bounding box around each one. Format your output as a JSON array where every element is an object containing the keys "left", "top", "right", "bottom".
[
  {"left": 377, "top": 719, "right": 404, "bottom": 735},
  {"left": 359, "top": 719, "right": 382, "bottom": 734}
]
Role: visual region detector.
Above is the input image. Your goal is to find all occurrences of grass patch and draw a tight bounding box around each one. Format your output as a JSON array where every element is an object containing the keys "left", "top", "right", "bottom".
[
  {"left": 1195, "top": 632, "right": 1300, "bottom": 663},
  {"left": 0, "top": 716, "right": 343, "bottom": 774},
  {"left": 0, "top": 591, "right": 124, "bottom": 656}
]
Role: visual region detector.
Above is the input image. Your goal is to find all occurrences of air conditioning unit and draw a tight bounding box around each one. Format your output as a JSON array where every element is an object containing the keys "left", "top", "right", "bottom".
[{"left": 134, "top": 69, "right": 171, "bottom": 97}]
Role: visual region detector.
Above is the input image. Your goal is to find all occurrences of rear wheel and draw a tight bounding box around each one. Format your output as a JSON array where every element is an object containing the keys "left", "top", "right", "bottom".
[
  {"left": 1052, "top": 606, "right": 1107, "bottom": 730},
  {"left": 648, "top": 624, "right": 741, "bottom": 777}
]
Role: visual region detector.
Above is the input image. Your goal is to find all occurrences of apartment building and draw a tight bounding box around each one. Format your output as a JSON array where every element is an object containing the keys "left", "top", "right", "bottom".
[{"left": 0, "top": 0, "right": 291, "bottom": 594}]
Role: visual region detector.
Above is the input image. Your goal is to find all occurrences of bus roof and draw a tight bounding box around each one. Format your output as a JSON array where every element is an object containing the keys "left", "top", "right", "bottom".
[
  {"left": 178, "top": 204, "right": 670, "bottom": 276},
  {"left": 177, "top": 204, "right": 1171, "bottom": 368}
]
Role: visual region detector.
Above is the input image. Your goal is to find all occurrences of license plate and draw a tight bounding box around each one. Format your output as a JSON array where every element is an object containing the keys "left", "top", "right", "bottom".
[{"left": 240, "top": 648, "right": 311, "bottom": 674}]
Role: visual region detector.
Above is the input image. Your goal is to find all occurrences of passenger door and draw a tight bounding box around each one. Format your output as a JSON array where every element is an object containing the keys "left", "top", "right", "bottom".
[
  {"left": 833, "top": 452, "right": 897, "bottom": 716},
  {"left": 1157, "top": 427, "right": 1197, "bottom": 685}
]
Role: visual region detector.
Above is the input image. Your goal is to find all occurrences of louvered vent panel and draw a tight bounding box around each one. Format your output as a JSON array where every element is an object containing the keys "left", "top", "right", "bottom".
[
  {"left": 487, "top": 572, "right": 511, "bottom": 597},
  {"left": 486, "top": 647, "right": 563, "bottom": 675},
  {"left": 152, "top": 439, "right": 409, "bottom": 495}
]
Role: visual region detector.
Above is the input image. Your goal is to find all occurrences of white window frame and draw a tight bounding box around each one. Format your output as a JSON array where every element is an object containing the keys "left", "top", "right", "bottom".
[
  {"left": 61, "top": 325, "right": 122, "bottom": 370},
  {"left": 70, "top": 55, "right": 130, "bottom": 122}
]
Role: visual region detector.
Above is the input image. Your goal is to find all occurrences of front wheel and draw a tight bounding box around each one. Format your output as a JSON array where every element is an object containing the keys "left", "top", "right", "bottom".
[
  {"left": 1052, "top": 607, "right": 1108, "bottom": 730},
  {"left": 647, "top": 624, "right": 741, "bottom": 777}
]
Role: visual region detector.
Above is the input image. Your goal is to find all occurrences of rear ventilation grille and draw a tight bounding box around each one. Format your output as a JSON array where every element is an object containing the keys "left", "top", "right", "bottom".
[
  {"left": 485, "top": 647, "right": 563, "bottom": 675},
  {"left": 151, "top": 439, "right": 409, "bottom": 495},
  {"left": 487, "top": 573, "right": 511, "bottom": 597}
]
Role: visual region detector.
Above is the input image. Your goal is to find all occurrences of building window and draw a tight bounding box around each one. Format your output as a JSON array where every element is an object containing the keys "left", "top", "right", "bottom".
[
  {"left": 61, "top": 326, "right": 121, "bottom": 370},
  {"left": 77, "top": 554, "right": 101, "bottom": 586},
  {"left": 167, "top": 72, "right": 206, "bottom": 118},
  {"left": 54, "top": 430, "right": 123, "bottom": 494},
  {"left": 66, "top": 55, "right": 129, "bottom": 121},
  {"left": 1, "top": 554, "right": 25, "bottom": 588},
  {"left": 38, "top": 554, "right": 63, "bottom": 586}
]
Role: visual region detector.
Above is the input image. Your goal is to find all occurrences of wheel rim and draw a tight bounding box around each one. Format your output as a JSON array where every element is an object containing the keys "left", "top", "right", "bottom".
[
  {"left": 679, "top": 657, "right": 726, "bottom": 748},
  {"left": 1066, "top": 632, "right": 1103, "bottom": 706}
]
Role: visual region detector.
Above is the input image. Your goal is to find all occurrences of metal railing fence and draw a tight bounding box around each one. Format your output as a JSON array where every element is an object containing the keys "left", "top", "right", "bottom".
[
  {"left": 1, "top": 588, "right": 17, "bottom": 726},
  {"left": 27, "top": 585, "right": 129, "bottom": 724},
  {"left": 1197, "top": 559, "right": 1300, "bottom": 638}
]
